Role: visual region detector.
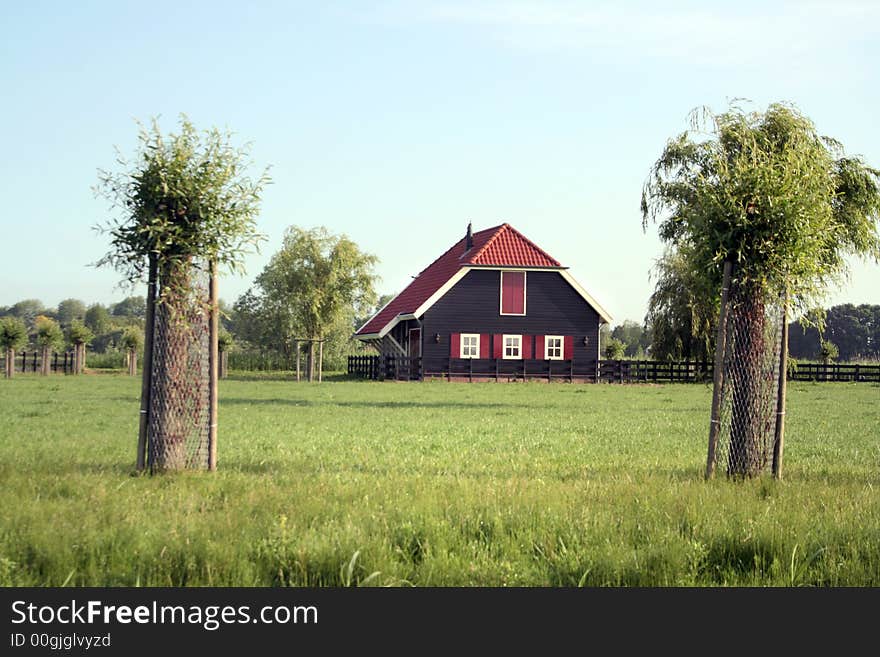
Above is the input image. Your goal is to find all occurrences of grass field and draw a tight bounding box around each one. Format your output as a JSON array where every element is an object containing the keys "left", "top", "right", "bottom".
[{"left": 0, "top": 374, "right": 877, "bottom": 586}]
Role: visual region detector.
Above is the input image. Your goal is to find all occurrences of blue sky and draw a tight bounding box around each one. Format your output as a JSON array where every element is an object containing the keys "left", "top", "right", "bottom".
[{"left": 2, "top": 0, "right": 879, "bottom": 324}]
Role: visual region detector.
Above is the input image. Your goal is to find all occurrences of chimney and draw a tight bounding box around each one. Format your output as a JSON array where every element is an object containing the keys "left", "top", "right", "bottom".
[{"left": 465, "top": 221, "right": 473, "bottom": 252}]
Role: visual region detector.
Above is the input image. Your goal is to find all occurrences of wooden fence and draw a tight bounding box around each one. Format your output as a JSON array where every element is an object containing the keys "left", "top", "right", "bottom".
[
  {"left": 0, "top": 351, "right": 77, "bottom": 374},
  {"left": 348, "top": 356, "right": 880, "bottom": 384}
]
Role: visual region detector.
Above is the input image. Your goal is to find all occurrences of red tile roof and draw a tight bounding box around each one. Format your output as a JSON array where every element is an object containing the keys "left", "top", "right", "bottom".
[{"left": 356, "top": 224, "right": 563, "bottom": 336}]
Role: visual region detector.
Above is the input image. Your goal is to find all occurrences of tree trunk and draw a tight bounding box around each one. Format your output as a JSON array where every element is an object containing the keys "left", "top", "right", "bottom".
[
  {"left": 5, "top": 348, "right": 13, "bottom": 378},
  {"left": 79, "top": 343, "right": 86, "bottom": 373},
  {"left": 40, "top": 346, "right": 50, "bottom": 376},
  {"left": 307, "top": 341, "right": 315, "bottom": 382},
  {"left": 128, "top": 348, "right": 137, "bottom": 376},
  {"left": 727, "top": 285, "right": 766, "bottom": 477},
  {"left": 318, "top": 340, "right": 323, "bottom": 383},
  {"left": 219, "top": 349, "right": 228, "bottom": 379}
]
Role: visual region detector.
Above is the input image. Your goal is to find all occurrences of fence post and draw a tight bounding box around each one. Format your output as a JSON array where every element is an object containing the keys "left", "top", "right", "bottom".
[{"left": 706, "top": 260, "right": 733, "bottom": 480}]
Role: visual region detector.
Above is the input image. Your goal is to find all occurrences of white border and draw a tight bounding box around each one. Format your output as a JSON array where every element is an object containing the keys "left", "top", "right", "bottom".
[
  {"left": 502, "top": 334, "right": 522, "bottom": 360},
  {"left": 499, "top": 270, "right": 527, "bottom": 316},
  {"left": 460, "top": 333, "right": 480, "bottom": 359},
  {"left": 545, "top": 335, "right": 564, "bottom": 360}
]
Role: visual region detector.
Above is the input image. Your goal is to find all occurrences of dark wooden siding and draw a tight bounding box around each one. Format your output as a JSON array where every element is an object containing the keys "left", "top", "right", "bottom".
[{"left": 420, "top": 269, "right": 601, "bottom": 373}]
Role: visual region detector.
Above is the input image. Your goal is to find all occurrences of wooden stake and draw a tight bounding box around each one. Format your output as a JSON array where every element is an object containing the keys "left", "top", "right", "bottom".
[
  {"left": 772, "top": 293, "right": 789, "bottom": 479},
  {"left": 137, "top": 253, "right": 158, "bottom": 473},
  {"left": 318, "top": 340, "right": 323, "bottom": 383},
  {"left": 706, "top": 260, "right": 733, "bottom": 480},
  {"left": 295, "top": 340, "right": 301, "bottom": 382},
  {"left": 208, "top": 261, "right": 219, "bottom": 472}
]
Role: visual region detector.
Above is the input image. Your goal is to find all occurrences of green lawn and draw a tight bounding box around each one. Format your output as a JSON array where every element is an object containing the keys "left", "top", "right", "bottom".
[{"left": 0, "top": 374, "right": 877, "bottom": 586}]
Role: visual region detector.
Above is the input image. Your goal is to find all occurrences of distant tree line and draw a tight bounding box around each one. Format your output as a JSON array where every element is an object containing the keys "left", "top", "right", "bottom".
[
  {"left": 0, "top": 297, "right": 146, "bottom": 360},
  {"left": 598, "top": 302, "right": 880, "bottom": 363}
]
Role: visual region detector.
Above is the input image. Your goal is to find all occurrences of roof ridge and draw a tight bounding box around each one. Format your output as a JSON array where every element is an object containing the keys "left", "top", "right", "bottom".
[{"left": 466, "top": 223, "right": 509, "bottom": 264}]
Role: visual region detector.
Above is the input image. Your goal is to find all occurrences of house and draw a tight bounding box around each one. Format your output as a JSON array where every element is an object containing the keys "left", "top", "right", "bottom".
[{"left": 354, "top": 223, "right": 613, "bottom": 380}]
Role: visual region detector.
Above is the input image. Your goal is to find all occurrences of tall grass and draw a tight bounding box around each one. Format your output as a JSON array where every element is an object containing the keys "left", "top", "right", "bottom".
[{"left": 0, "top": 376, "right": 877, "bottom": 586}]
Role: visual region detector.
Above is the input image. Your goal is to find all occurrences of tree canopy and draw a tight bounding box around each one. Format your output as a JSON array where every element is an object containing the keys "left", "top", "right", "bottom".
[
  {"left": 253, "top": 226, "right": 378, "bottom": 341},
  {"left": 34, "top": 316, "right": 64, "bottom": 351},
  {"left": 645, "top": 248, "right": 717, "bottom": 361},
  {"left": 57, "top": 299, "right": 86, "bottom": 326},
  {"left": 0, "top": 316, "right": 28, "bottom": 351},
  {"left": 95, "top": 115, "right": 270, "bottom": 284},
  {"left": 642, "top": 102, "right": 880, "bottom": 317}
]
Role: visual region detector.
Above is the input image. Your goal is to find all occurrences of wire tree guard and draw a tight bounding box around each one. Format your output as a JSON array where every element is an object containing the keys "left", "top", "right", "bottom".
[
  {"left": 137, "top": 256, "right": 219, "bottom": 473},
  {"left": 706, "top": 261, "right": 789, "bottom": 479}
]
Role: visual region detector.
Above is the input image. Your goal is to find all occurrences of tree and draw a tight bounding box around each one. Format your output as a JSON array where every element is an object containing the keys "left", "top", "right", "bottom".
[
  {"left": 603, "top": 337, "right": 626, "bottom": 360},
  {"left": 610, "top": 320, "right": 650, "bottom": 359},
  {"left": 34, "top": 316, "right": 63, "bottom": 375},
  {"left": 643, "top": 102, "right": 880, "bottom": 476},
  {"left": 645, "top": 248, "right": 717, "bottom": 362},
  {"left": 251, "top": 226, "right": 378, "bottom": 381},
  {"left": 112, "top": 296, "right": 146, "bottom": 319},
  {"left": 66, "top": 320, "right": 94, "bottom": 374},
  {"left": 120, "top": 328, "right": 142, "bottom": 376},
  {"left": 96, "top": 115, "right": 269, "bottom": 472},
  {"left": 819, "top": 340, "right": 839, "bottom": 364},
  {"left": 355, "top": 292, "right": 395, "bottom": 333},
  {"left": 9, "top": 299, "right": 45, "bottom": 326},
  {"left": 57, "top": 299, "right": 86, "bottom": 326},
  {"left": 0, "top": 316, "right": 28, "bottom": 378},
  {"left": 217, "top": 328, "right": 233, "bottom": 379},
  {"left": 84, "top": 304, "right": 112, "bottom": 336}
]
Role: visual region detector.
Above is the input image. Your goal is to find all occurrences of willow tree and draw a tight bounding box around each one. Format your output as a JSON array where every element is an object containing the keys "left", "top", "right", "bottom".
[
  {"left": 35, "top": 316, "right": 64, "bottom": 375},
  {"left": 252, "top": 226, "right": 377, "bottom": 381},
  {"left": 121, "top": 328, "right": 143, "bottom": 376},
  {"left": 646, "top": 247, "right": 718, "bottom": 363},
  {"left": 642, "top": 102, "right": 880, "bottom": 477},
  {"left": 66, "top": 320, "right": 94, "bottom": 374},
  {"left": 0, "top": 316, "right": 28, "bottom": 378},
  {"left": 96, "top": 116, "right": 269, "bottom": 472}
]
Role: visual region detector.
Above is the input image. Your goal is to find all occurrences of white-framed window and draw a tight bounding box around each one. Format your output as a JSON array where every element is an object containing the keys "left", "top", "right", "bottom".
[
  {"left": 503, "top": 334, "right": 522, "bottom": 359},
  {"left": 545, "top": 335, "right": 563, "bottom": 360},
  {"left": 460, "top": 334, "right": 480, "bottom": 359}
]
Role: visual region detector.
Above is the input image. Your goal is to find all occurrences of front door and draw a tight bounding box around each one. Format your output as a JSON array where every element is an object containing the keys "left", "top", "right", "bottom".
[{"left": 408, "top": 329, "right": 421, "bottom": 379}]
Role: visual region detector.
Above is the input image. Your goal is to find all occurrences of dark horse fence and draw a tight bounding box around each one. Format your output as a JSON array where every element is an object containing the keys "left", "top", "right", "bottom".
[
  {"left": 0, "top": 351, "right": 78, "bottom": 374},
  {"left": 348, "top": 355, "right": 880, "bottom": 384}
]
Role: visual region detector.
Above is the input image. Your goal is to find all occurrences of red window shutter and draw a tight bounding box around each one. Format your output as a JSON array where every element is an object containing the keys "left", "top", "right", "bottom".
[
  {"left": 536, "top": 335, "right": 545, "bottom": 360},
  {"left": 501, "top": 271, "right": 525, "bottom": 314},
  {"left": 522, "top": 335, "right": 533, "bottom": 359},
  {"left": 564, "top": 336, "right": 574, "bottom": 360},
  {"left": 451, "top": 333, "right": 460, "bottom": 358},
  {"left": 480, "top": 334, "right": 490, "bottom": 359},
  {"left": 493, "top": 334, "right": 504, "bottom": 359}
]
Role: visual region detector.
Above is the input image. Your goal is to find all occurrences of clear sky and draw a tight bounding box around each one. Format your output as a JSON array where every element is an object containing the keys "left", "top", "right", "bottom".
[{"left": 2, "top": 0, "right": 879, "bottom": 324}]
